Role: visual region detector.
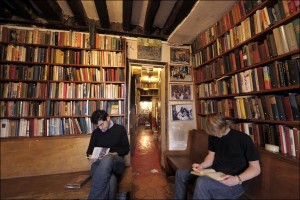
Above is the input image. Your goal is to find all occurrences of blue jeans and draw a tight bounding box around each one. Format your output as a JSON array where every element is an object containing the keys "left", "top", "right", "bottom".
[
  {"left": 174, "top": 169, "right": 245, "bottom": 200},
  {"left": 88, "top": 155, "right": 125, "bottom": 200}
]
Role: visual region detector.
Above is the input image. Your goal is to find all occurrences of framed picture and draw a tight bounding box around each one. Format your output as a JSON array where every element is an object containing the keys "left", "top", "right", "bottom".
[
  {"left": 170, "top": 84, "right": 193, "bottom": 100},
  {"left": 171, "top": 104, "right": 193, "bottom": 121},
  {"left": 169, "top": 65, "right": 192, "bottom": 82},
  {"left": 137, "top": 37, "right": 162, "bottom": 61},
  {"left": 170, "top": 47, "right": 190, "bottom": 64}
]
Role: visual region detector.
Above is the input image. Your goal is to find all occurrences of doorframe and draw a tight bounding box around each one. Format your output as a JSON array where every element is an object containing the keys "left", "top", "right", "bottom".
[{"left": 127, "top": 59, "right": 168, "bottom": 158}]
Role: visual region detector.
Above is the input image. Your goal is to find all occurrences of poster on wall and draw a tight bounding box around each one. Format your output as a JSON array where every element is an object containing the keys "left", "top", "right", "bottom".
[
  {"left": 171, "top": 104, "right": 193, "bottom": 121},
  {"left": 170, "top": 47, "right": 190, "bottom": 64},
  {"left": 169, "top": 65, "right": 192, "bottom": 82},
  {"left": 137, "top": 38, "right": 162, "bottom": 61},
  {"left": 170, "top": 84, "right": 193, "bottom": 100}
]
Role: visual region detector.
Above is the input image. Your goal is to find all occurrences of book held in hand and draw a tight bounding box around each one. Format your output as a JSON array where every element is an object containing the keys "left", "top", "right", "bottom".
[
  {"left": 191, "top": 168, "right": 226, "bottom": 181},
  {"left": 90, "top": 147, "right": 110, "bottom": 163},
  {"left": 64, "top": 174, "right": 91, "bottom": 189}
]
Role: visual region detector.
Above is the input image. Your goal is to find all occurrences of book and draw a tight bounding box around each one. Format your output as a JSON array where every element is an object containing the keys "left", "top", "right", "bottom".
[
  {"left": 191, "top": 168, "right": 226, "bottom": 181},
  {"left": 64, "top": 174, "right": 91, "bottom": 189},
  {"left": 90, "top": 147, "right": 110, "bottom": 162}
]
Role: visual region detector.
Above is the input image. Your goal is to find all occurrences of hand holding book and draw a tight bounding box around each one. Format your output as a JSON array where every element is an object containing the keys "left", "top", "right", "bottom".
[
  {"left": 87, "top": 147, "right": 110, "bottom": 164},
  {"left": 191, "top": 168, "right": 226, "bottom": 181}
]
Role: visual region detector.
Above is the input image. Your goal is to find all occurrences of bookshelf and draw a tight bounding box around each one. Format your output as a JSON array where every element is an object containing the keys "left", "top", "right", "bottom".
[
  {"left": 0, "top": 25, "right": 127, "bottom": 137},
  {"left": 138, "top": 68, "right": 160, "bottom": 98},
  {"left": 191, "top": 0, "right": 299, "bottom": 199}
]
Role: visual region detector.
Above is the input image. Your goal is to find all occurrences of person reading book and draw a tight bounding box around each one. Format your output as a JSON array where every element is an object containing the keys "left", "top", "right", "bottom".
[
  {"left": 174, "top": 113, "right": 261, "bottom": 199},
  {"left": 86, "top": 109, "right": 130, "bottom": 200}
]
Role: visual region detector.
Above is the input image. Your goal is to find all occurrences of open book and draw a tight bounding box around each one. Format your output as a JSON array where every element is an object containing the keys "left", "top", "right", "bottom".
[
  {"left": 90, "top": 147, "right": 110, "bottom": 163},
  {"left": 191, "top": 168, "right": 226, "bottom": 181}
]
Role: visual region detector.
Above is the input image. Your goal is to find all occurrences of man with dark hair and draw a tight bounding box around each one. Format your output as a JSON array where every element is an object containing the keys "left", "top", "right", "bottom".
[{"left": 86, "top": 109, "right": 130, "bottom": 199}]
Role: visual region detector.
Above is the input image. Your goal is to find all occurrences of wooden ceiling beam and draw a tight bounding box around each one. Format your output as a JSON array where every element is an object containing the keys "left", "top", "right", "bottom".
[
  {"left": 66, "top": 0, "right": 88, "bottom": 26},
  {"left": 2, "top": 0, "right": 34, "bottom": 20},
  {"left": 94, "top": 0, "right": 110, "bottom": 29},
  {"left": 0, "top": 1, "right": 13, "bottom": 18},
  {"left": 162, "top": 0, "right": 196, "bottom": 35},
  {"left": 123, "top": 0, "right": 133, "bottom": 31},
  {"left": 30, "top": 0, "right": 62, "bottom": 21},
  {"left": 144, "top": 0, "right": 161, "bottom": 34}
]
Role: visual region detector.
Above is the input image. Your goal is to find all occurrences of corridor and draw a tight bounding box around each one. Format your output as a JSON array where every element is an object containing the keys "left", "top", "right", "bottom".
[{"left": 131, "top": 126, "right": 174, "bottom": 199}]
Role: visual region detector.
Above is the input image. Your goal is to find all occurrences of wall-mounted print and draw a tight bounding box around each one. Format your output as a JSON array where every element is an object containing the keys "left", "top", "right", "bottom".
[
  {"left": 170, "top": 84, "right": 193, "bottom": 100},
  {"left": 171, "top": 104, "right": 193, "bottom": 121},
  {"left": 170, "top": 47, "right": 190, "bottom": 64},
  {"left": 137, "top": 37, "right": 162, "bottom": 61},
  {"left": 170, "top": 65, "right": 192, "bottom": 82}
]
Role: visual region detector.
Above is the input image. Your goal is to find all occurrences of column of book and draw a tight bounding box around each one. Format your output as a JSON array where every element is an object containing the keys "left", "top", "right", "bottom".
[
  {"left": 0, "top": 25, "right": 126, "bottom": 137},
  {"left": 192, "top": 0, "right": 299, "bottom": 159}
]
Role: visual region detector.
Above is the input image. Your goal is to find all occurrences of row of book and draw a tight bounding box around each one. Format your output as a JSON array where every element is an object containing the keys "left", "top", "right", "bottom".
[
  {"left": 197, "top": 93, "right": 300, "bottom": 121},
  {"left": 49, "top": 49, "right": 124, "bottom": 66},
  {"left": 192, "top": 0, "right": 266, "bottom": 51},
  {"left": 139, "top": 82, "right": 159, "bottom": 88},
  {"left": 1, "top": 82, "right": 125, "bottom": 99},
  {"left": 0, "top": 115, "right": 125, "bottom": 138},
  {"left": 50, "top": 66, "right": 125, "bottom": 82},
  {"left": 196, "top": 58, "right": 300, "bottom": 97},
  {"left": 192, "top": 18, "right": 299, "bottom": 67},
  {"left": 0, "top": 64, "right": 125, "bottom": 82},
  {"left": 198, "top": 118, "right": 299, "bottom": 158},
  {"left": 1, "top": 26, "right": 125, "bottom": 50},
  {"left": 192, "top": 0, "right": 299, "bottom": 52},
  {"left": 1, "top": 44, "right": 125, "bottom": 67},
  {"left": 0, "top": 99, "right": 125, "bottom": 118},
  {"left": 0, "top": 44, "right": 47, "bottom": 63},
  {"left": 234, "top": 123, "right": 299, "bottom": 158},
  {"left": 45, "top": 100, "right": 124, "bottom": 117},
  {"left": 138, "top": 90, "right": 159, "bottom": 96}
]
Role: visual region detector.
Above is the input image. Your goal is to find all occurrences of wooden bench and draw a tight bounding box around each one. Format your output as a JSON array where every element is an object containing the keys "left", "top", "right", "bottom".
[
  {"left": 1, "top": 168, "right": 132, "bottom": 199},
  {"left": 0, "top": 136, "right": 133, "bottom": 199},
  {"left": 164, "top": 129, "right": 208, "bottom": 177}
]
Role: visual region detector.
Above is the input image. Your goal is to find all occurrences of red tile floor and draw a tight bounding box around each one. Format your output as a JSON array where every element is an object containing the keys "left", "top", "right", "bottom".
[{"left": 131, "top": 126, "right": 174, "bottom": 199}]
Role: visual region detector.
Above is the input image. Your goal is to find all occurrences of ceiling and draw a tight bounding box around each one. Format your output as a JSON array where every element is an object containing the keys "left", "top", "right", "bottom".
[{"left": 0, "top": 0, "right": 235, "bottom": 45}]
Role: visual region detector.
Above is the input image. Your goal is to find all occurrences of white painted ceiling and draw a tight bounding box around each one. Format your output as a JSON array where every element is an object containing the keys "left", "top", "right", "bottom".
[{"left": 57, "top": 0, "right": 235, "bottom": 45}]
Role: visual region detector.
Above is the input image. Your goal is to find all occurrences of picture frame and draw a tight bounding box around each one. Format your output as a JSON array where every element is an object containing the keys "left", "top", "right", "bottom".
[
  {"left": 169, "top": 65, "right": 192, "bottom": 82},
  {"left": 170, "top": 47, "right": 190, "bottom": 64},
  {"left": 137, "top": 37, "right": 162, "bottom": 61},
  {"left": 170, "top": 84, "right": 193, "bottom": 100},
  {"left": 171, "top": 104, "right": 193, "bottom": 121}
]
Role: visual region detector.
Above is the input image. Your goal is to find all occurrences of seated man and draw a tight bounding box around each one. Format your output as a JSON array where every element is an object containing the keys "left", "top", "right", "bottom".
[
  {"left": 174, "top": 113, "right": 261, "bottom": 199},
  {"left": 86, "top": 109, "right": 130, "bottom": 199}
]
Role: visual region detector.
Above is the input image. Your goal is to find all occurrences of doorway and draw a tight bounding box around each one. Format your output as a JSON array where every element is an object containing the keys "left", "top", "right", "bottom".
[{"left": 127, "top": 60, "right": 167, "bottom": 156}]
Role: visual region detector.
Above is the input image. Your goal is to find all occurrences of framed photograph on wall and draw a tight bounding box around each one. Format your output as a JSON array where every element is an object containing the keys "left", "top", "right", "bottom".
[
  {"left": 170, "top": 84, "right": 193, "bottom": 100},
  {"left": 171, "top": 104, "right": 193, "bottom": 121},
  {"left": 170, "top": 47, "right": 190, "bottom": 64},
  {"left": 169, "top": 65, "right": 192, "bottom": 82}
]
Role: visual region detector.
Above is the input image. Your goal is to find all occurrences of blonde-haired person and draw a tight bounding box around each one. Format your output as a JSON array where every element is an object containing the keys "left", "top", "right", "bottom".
[{"left": 174, "top": 113, "right": 261, "bottom": 199}]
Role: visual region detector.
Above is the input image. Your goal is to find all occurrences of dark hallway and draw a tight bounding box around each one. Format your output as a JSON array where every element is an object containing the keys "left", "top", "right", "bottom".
[{"left": 131, "top": 126, "right": 174, "bottom": 199}]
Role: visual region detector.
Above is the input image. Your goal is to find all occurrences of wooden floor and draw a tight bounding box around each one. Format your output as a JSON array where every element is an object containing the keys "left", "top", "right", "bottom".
[{"left": 131, "top": 126, "right": 174, "bottom": 199}]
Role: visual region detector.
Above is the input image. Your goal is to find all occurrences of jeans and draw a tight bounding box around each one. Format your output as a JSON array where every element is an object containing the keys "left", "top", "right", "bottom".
[
  {"left": 174, "top": 169, "right": 245, "bottom": 200},
  {"left": 88, "top": 155, "right": 125, "bottom": 200}
]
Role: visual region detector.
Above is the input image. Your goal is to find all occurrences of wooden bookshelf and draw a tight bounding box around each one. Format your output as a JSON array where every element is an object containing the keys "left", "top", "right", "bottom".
[
  {"left": 191, "top": 0, "right": 299, "bottom": 199},
  {"left": 0, "top": 25, "right": 127, "bottom": 138}
]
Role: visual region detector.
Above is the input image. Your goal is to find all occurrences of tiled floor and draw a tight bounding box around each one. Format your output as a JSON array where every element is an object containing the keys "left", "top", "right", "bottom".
[{"left": 131, "top": 126, "right": 174, "bottom": 199}]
